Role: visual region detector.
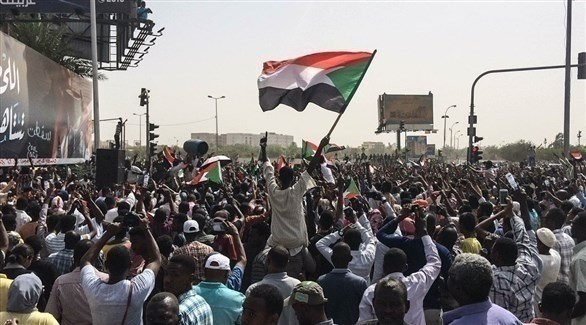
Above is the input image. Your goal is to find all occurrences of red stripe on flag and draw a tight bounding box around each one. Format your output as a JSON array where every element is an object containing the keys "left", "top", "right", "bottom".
[{"left": 262, "top": 52, "right": 372, "bottom": 75}]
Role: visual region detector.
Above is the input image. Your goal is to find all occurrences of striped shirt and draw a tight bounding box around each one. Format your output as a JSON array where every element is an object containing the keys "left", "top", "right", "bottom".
[{"left": 45, "top": 233, "right": 66, "bottom": 255}]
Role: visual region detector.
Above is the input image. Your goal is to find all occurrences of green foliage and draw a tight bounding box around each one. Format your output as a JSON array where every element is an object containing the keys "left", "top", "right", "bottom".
[{"left": 10, "top": 20, "right": 107, "bottom": 80}]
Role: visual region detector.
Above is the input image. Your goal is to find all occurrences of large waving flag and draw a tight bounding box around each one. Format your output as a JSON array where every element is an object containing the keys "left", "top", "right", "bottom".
[
  {"left": 191, "top": 161, "right": 222, "bottom": 185},
  {"left": 258, "top": 51, "right": 376, "bottom": 113}
]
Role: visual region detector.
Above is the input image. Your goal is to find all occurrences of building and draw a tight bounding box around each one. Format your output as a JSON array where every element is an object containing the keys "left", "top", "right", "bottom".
[
  {"left": 191, "top": 132, "right": 294, "bottom": 148},
  {"left": 190, "top": 133, "right": 220, "bottom": 147},
  {"left": 361, "top": 141, "right": 386, "bottom": 153}
]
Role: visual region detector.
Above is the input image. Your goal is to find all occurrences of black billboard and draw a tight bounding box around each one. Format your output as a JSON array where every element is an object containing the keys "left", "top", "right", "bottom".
[{"left": 0, "top": 31, "right": 94, "bottom": 166}]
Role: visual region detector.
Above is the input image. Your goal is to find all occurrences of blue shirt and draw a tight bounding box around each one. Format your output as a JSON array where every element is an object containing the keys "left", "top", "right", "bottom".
[
  {"left": 376, "top": 219, "right": 453, "bottom": 309},
  {"left": 318, "top": 268, "right": 368, "bottom": 325},
  {"left": 442, "top": 299, "right": 522, "bottom": 325},
  {"left": 195, "top": 281, "right": 244, "bottom": 325},
  {"left": 226, "top": 265, "right": 244, "bottom": 292}
]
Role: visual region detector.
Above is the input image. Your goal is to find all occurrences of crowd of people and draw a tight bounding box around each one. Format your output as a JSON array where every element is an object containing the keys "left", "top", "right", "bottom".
[{"left": 0, "top": 134, "right": 585, "bottom": 325}]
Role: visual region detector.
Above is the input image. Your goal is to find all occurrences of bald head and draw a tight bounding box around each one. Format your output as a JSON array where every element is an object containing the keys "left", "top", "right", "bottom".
[{"left": 146, "top": 292, "right": 180, "bottom": 325}]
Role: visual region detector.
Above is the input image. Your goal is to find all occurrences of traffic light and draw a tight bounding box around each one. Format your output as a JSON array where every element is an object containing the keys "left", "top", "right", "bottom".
[
  {"left": 474, "top": 136, "right": 484, "bottom": 143},
  {"left": 149, "top": 123, "right": 159, "bottom": 141},
  {"left": 148, "top": 123, "right": 159, "bottom": 157},
  {"left": 139, "top": 88, "right": 150, "bottom": 107},
  {"left": 579, "top": 52, "right": 585, "bottom": 80},
  {"left": 149, "top": 142, "right": 157, "bottom": 157},
  {"left": 471, "top": 146, "right": 483, "bottom": 163},
  {"left": 438, "top": 149, "right": 442, "bottom": 157},
  {"left": 399, "top": 120, "right": 405, "bottom": 131}
]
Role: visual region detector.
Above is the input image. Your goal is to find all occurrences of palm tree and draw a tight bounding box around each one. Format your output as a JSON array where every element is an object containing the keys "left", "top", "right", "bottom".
[{"left": 9, "top": 20, "right": 106, "bottom": 80}]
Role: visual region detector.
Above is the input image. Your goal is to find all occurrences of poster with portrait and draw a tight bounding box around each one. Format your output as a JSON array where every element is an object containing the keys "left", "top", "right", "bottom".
[
  {"left": 0, "top": 31, "right": 94, "bottom": 166},
  {"left": 406, "top": 136, "right": 427, "bottom": 158}
]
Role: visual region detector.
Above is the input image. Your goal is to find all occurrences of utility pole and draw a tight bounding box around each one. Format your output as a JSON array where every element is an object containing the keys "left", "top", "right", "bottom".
[
  {"left": 578, "top": 131, "right": 582, "bottom": 146},
  {"left": 563, "top": 0, "right": 573, "bottom": 157}
]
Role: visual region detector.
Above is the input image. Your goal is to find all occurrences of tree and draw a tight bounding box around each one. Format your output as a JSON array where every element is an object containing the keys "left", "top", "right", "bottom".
[
  {"left": 9, "top": 20, "right": 106, "bottom": 79},
  {"left": 549, "top": 132, "right": 564, "bottom": 149}
]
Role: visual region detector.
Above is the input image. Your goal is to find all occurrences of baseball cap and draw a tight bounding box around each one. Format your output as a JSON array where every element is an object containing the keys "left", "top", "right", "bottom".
[
  {"left": 284, "top": 281, "right": 327, "bottom": 306},
  {"left": 183, "top": 220, "right": 199, "bottom": 234},
  {"left": 204, "top": 253, "right": 231, "bottom": 271},
  {"left": 536, "top": 228, "right": 557, "bottom": 248}
]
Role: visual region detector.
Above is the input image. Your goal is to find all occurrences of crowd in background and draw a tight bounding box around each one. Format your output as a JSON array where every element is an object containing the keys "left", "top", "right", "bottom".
[{"left": 0, "top": 134, "right": 585, "bottom": 325}]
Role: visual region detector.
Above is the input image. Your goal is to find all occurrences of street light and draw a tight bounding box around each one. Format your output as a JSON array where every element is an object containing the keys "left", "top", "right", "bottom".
[
  {"left": 133, "top": 112, "right": 146, "bottom": 149},
  {"left": 441, "top": 104, "right": 456, "bottom": 149},
  {"left": 449, "top": 121, "right": 459, "bottom": 148},
  {"left": 454, "top": 130, "right": 462, "bottom": 150},
  {"left": 208, "top": 95, "right": 226, "bottom": 150}
]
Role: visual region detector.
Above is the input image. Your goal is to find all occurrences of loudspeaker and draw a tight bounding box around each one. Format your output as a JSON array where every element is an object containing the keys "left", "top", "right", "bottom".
[
  {"left": 96, "top": 149, "right": 126, "bottom": 188},
  {"left": 183, "top": 140, "right": 209, "bottom": 156}
]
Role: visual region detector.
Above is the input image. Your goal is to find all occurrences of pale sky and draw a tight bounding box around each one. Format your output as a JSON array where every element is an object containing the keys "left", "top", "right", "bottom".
[{"left": 98, "top": 0, "right": 586, "bottom": 150}]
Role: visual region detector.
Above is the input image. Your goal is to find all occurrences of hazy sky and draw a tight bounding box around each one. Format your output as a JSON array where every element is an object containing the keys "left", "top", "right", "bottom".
[{"left": 98, "top": 0, "right": 586, "bottom": 150}]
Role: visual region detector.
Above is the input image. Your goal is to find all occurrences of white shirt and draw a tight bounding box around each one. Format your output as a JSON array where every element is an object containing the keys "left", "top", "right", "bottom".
[
  {"left": 81, "top": 265, "right": 155, "bottom": 325},
  {"left": 316, "top": 215, "right": 376, "bottom": 282},
  {"left": 372, "top": 224, "right": 402, "bottom": 284},
  {"left": 358, "top": 235, "right": 441, "bottom": 325},
  {"left": 534, "top": 250, "right": 561, "bottom": 317},
  {"left": 246, "top": 272, "right": 300, "bottom": 325},
  {"left": 104, "top": 208, "right": 118, "bottom": 223},
  {"left": 15, "top": 209, "right": 31, "bottom": 232},
  {"left": 264, "top": 162, "right": 317, "bottom": 250}
]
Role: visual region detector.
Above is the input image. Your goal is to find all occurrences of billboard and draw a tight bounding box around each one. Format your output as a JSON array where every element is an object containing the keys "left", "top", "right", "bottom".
[
  {"left": 425, "top": 144, "right": 436, "bottom": 157},
  {"left": 0, "top": 31, "right": 94, "bottom": 166},
  {"left": 378, "top": 92, "right": 434, "bottom": 131},
  {"left": 406, "top": 136, "right": 427, "bottom": 158},
  {"left": 0, "top": 0, "right": 131, "bottom": 14}
]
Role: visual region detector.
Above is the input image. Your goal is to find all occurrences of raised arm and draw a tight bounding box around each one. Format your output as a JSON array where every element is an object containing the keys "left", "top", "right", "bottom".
[
  {"left": 138, "top": 216, "right": 162, "bottom": 275},
  {"left": 306, "top": 136, "right": 329, "bottom": 175}
]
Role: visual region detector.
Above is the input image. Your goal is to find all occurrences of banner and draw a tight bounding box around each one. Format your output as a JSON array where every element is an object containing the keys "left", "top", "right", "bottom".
[
  {"left": 0, "top": 0, "right": 132, "bottom": 14},
  {"left": 406, "top": 136, "right": 427, "bottom": 158},
  {"left": 0, "top": 31, "right": 94, "bottom": 166}
]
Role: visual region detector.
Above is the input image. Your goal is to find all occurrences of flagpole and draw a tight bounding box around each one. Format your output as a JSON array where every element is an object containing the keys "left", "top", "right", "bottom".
[{"left": 326, "top": 49, "right": 378, "bottom": 138}]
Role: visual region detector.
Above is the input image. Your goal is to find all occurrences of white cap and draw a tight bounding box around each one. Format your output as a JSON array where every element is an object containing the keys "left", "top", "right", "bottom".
[
  {"left": 183, "top": 220, "right": 199, "bottom": 234},
  {"left": 536, "top": 228, "right": 557, "bottom": 248},
  {"left": 204, "top": 253, "right": 231, "bottom": 271}
]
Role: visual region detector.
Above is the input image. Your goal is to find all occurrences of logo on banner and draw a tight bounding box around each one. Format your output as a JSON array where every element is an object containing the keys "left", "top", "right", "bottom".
[{"left": 0, "top": 0, "right": 37, "bottom": 8}]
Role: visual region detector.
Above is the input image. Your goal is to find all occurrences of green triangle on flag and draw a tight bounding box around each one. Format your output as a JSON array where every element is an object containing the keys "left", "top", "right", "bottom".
[
  {"left": 344, "top": 177, "right": 360, "bottom": 199},
  {"left": 191, "top": 161, "right": 223, "bottom": 185},
  {"left": 302, "top": 139, "right": 318, "bottom": 159},
  {"left": 206, "top": 161, "right": 223, "bottom": 184}
]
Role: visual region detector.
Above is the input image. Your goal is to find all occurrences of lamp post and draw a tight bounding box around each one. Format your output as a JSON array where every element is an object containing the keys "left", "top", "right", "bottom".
[
  {"left": 449, "top": 121, "right": 459, "bottom": 148},
  {"left": 208, "top": 95, "right": 225, "bottom": 150},
  {"left": 454, "top": 131, "right": 462, "bottom": 150},
  {"left": 441, "top": 105, "right": 456, "bottom": 149},
  {"left": 133, "top": 113, "right": 146, "bottom": 150}
]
